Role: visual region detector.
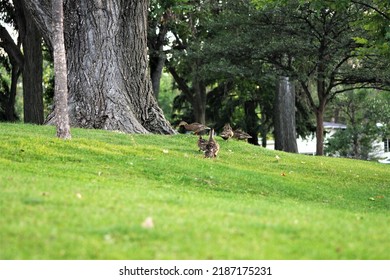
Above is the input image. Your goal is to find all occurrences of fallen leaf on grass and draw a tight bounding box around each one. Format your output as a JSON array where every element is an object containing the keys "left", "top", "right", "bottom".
[
  {"left": 369, "top": 195, "right": 385, "bottom": 201},
  {"left": 142, "top": 217, "right": 154, "bottom": 229},
  {"left": 104, "top": 234, "right": 114, "bottom": 244}
]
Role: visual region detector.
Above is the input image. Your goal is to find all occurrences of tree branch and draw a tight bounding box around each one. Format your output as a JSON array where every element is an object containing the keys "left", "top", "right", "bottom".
[
  {"left": 166, "top": 64, "right": 193, "bottom": 102},
  {"left": 299, "top": 80, "right": 318, "bottom": 111},
  {"left": 351, "top": 0, "right": 390, "bottom": 20},
  {"left": 0, "top": 24, "right": 24, "bottom": 67}
]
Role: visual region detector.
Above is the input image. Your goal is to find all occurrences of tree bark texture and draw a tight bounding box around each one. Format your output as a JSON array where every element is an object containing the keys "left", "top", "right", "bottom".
[
  {"left": 274, "top": 76, "right": 298, "bottom": 153},
  {"left": 21, "top": 1, "right": 44, "bottom": 125},
  {"left": 192, "top": 74, "right": 207, "bottom": 125},
  {"left": 26, "top": 0, "right": 174, "bottom": 134},
  {"left": 52, "top": 0, "right": 71, "bottom": 139}
]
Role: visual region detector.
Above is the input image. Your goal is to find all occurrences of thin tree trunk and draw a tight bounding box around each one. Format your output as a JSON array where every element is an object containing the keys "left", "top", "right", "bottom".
[
  {"left": 52, "top": 0, "right": 71, "bottom": 139},
  {"left": 315, "top": 108, "right": 325, "bottom": 156},
  {"left": 150, "top": 53, "right": 165, "bottom": 100},
  {"left": 260, "top": 110, "right": 268, "bottom": 148},
  {"left": 245, "top": 100, "right": 260, "bottom": 145},
  {"left": 5, "top": 64, "right": 21, "bottom": 121}
]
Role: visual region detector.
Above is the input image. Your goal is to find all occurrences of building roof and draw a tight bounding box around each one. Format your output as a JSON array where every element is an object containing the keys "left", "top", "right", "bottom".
[{"left": 323, "top": 122, "right": 347, "bottom": 129}]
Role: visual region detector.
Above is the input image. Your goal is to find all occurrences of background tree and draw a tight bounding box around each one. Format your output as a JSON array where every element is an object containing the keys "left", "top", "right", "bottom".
[
  {"left": 250, "top": 0, "right": 390, "bottom": 155},
  {"left": 25, "top": 0, "right": 174, "bottom": 134},
  {"left": 0, "top": 0, "right": 23, "bottom": 122},
  {"left": 199, "top": 0, "right": 299, "bottom": 147},
  {"left": 16, "top": 0, "right": 44, "bottom": 124},
  {"left": 148, "top": 0, "right": 175, "bottom": 100},
  {"left": 325, "top": 89, "right": 390, "bottom": 159},
  {"left": 0, "top": 0, "right": 44, "bottom": 124}
]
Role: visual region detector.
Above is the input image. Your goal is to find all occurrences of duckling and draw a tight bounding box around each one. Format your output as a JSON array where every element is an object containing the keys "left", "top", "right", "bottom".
[
  {"left": 205, "top": 128, "right": 220, "bottom": 158},
  {"left": 220, "top": 123, "right": 234, "bottom": 140},
  {"left": 179, "top": 121, "right": 210, "bottom": 135},
  {"left": 197, "top": 136, "right": 208, "bottom": 152},
  {"left": 233, "top": 129, "right": 252, "bottom": 141}
]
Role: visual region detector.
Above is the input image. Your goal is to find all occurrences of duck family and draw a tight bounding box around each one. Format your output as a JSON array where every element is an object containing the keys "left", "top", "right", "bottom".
[{"left": 178, "top": 121, "right": 251, "bottom": 158}]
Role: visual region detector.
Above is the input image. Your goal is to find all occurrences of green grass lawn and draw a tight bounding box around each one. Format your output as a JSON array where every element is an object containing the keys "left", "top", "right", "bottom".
[{"left": 0, "top": 123, "right": 389, "bottom": 259}]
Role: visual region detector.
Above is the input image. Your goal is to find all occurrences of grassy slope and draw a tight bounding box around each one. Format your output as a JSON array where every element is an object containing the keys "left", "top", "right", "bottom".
[{"left": 0, "top": 123, "right": 389, "bottom": 260}]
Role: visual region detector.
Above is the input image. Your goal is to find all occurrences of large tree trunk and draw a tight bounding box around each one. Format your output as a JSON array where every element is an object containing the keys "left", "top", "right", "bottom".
[
  {"left": 26, "top": 0, "right": 174, "bottom": 134},
  {"left": 274, "top": 76, "right": 298, "bottom": 153},
  {"left": 21, "top": 0, "right": 44, "bottom": 125}
]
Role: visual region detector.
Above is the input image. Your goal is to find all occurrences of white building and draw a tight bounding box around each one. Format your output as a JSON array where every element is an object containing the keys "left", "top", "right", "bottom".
[{"left": 266, "top": 121, "right": 390, "bottom": 158}]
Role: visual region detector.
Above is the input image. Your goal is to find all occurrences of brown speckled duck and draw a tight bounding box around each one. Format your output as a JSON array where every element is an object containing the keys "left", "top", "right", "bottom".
[
  {"left": 197, "top": 136, "right": 208, "bottom": 152},
  {"left": 179, "top": 121, "right": 210, "bottom": 135},
  {"left": 220, "top": 123, "right": 234, "bottom": 140},
  {"left": 205, "top": 128, "right": 220, "bottom": 158},
  {"left": 233, "top": 129, "right": 252, "bottom": 141}
]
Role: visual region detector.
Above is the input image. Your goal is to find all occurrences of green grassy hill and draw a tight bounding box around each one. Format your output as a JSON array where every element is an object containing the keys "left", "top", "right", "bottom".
[{"left": 0, "top": 123, "right": 389, "bottom": 259}]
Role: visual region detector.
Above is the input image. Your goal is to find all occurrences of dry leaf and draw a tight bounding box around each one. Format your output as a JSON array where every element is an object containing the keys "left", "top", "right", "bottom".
[{"left": 142, "top": 217, "right": 154, "bottom": 229}]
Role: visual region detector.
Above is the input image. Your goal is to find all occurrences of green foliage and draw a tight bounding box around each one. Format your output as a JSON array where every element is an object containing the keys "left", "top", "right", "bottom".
[
  {"left": 157, "top": 72, "right": 179, "bottom": 122},
  {"left": 42, "top": 46, "right": 54, "bottom": 118},
  {"left": 1, "top": 123, "right": 389, "bottom": 259},
  {"left": 325, "top": 90, "right": 390, "bottom": 159},
  {"left": 0, "top": 58, "right": 11, "bottom": 120}
]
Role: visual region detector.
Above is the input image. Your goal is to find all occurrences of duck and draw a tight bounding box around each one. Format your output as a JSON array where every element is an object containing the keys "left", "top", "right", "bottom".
[
  {"left": 220, "top": 123, "right": 234, "bottom": 140},
  {"left": 179, "top": 121, "right": 210, "bottom": 135},
  {"left": 233, "top": 129, "right": 252, "bottom": 141},
  {"left": 205, "top": 128, "right": 220, "bottom": 158},
  {"left": 197, "top": 136, "right": 208, "bottom": 152}
]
